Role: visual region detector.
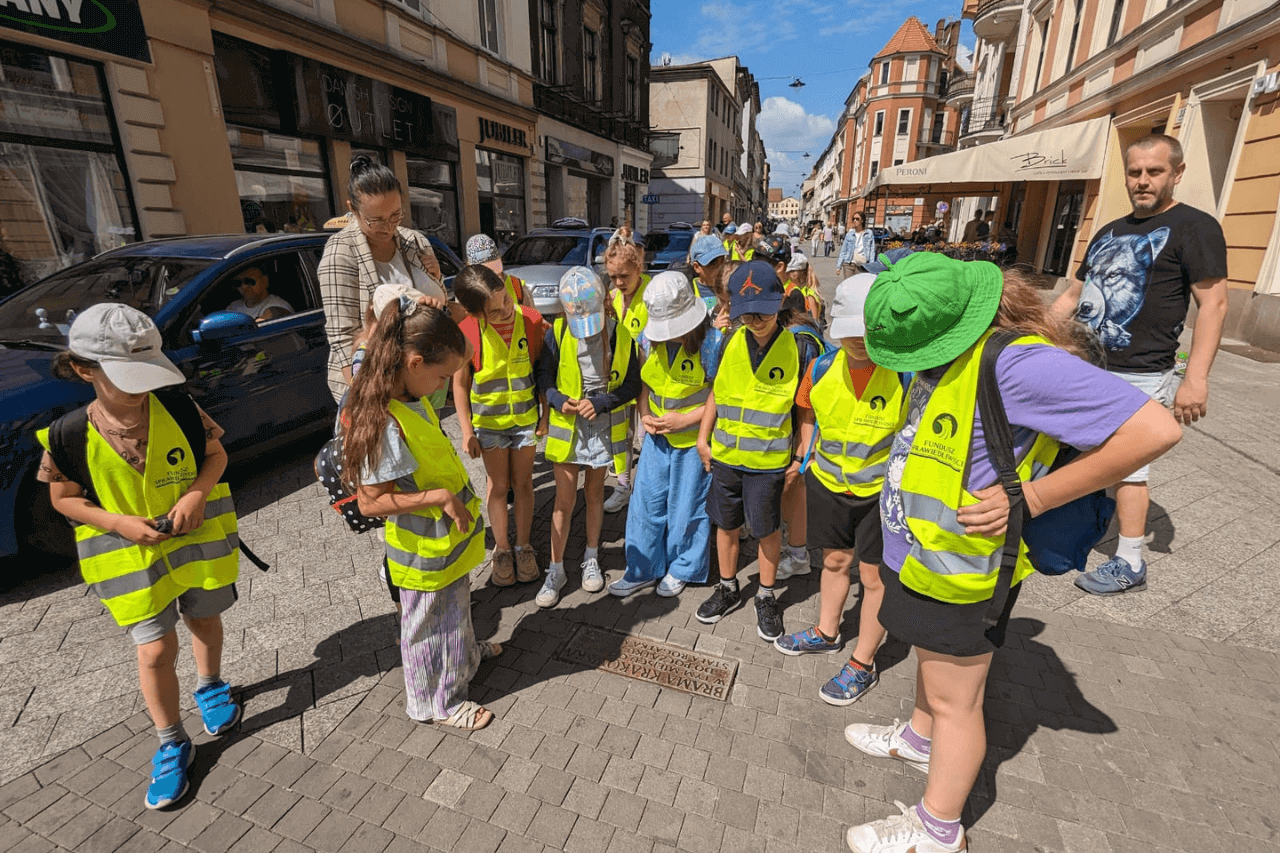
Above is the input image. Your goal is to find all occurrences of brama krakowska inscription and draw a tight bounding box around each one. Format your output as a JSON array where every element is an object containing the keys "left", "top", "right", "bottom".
[{"left": 554, "top": 624, "right": 738, "bottom": 700}]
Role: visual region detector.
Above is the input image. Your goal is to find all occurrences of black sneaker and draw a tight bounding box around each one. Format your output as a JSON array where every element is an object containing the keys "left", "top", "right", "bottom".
[
  {"left": 755, "top": 595, "right": 784, "bottom": 641},
  {"left": 696, "top": 584, "right": 742, "bottom": 623}
]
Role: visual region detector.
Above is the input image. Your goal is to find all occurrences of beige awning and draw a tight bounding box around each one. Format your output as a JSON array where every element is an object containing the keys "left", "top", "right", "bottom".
[{"left": 858, "top": 116, "right": 1111, "bottom": 197}]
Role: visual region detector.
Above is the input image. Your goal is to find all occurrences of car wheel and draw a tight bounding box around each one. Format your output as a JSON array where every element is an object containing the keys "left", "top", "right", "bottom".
[{"left": 18, "top": 465, "right": 76, "bottom": 561}]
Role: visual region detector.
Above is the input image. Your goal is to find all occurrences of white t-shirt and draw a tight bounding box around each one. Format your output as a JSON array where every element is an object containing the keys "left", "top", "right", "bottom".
[
  {"left": 373, "top": 251, "right": 446, "bottom": 301},
  {"left": 227, "top": 294, "right": 293, "bottom": 320}
]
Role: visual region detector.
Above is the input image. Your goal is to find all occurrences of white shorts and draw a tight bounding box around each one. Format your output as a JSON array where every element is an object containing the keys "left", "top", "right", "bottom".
[{"left": 1111, "top": 368, "right": 1179, "bottom": 483}]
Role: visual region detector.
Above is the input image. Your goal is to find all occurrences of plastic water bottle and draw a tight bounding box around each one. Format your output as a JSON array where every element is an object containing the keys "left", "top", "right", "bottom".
[{"left": 1174, "top": 351, "right": 1188, "bottom": 377}]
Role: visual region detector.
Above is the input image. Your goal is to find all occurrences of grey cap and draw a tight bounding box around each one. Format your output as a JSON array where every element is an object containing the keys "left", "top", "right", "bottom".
[
  {"left": 828, "top": 274, "right": 877, "bottom": 340},
  {"left": 67, "top": 303, "right": 185, "bottom": 393}
]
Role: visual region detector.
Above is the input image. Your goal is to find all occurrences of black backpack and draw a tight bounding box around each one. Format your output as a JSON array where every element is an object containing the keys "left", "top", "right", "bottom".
[
  {"left": 46, "top": 389, "right": 268, "bottom": 570},
  {"left": 314, "top": 428, "right": 386, "bottom": 534}
]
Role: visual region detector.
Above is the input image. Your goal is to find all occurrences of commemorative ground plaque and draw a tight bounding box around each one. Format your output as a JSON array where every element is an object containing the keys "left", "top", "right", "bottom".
[{"left": 554, "top": 625, "right": 738, "bottom": 700}]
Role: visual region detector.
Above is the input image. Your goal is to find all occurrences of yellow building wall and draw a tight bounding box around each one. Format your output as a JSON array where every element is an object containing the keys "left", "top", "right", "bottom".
[{"left": 1222, "top": 79, "right": 1280, "bottom": 291}]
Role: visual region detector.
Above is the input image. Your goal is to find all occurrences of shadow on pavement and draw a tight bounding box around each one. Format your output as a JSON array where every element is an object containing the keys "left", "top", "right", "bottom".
[{"left": 966, "top": 617, "right": 1117, "bottom": 824}]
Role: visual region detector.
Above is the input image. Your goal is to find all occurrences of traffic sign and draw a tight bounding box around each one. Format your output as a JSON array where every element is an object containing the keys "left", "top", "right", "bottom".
[{"left": 642, "top": 195, "right": 660, "bottom": 204}]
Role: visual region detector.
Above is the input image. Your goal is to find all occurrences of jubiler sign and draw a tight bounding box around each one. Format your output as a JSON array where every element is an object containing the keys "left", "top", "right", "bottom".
[{"left": 0, "top": 0, "right": 151, "bottom": 62}]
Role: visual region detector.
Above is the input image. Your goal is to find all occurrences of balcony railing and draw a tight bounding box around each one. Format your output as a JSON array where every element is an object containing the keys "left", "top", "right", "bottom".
[
  {"left": 958, "top": 97, "right": 1009, "bottom": 140},
  {"left": 945, "top": 76, "right": 975, "bottom": 102},
  {"left": 534, "top": 83, "right": 649, "bottom": 151},
  {"left": 919, "top": 128, "right": 957, "bottom": 149}
]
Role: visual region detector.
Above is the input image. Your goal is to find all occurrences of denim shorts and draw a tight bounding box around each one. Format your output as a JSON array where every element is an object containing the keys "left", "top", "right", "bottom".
[
  {"left": 1110, "top": 369, "right": 1178, "bottom": 483},
  {"left": 476, "top": 425, "right": 536, "bottom": 451},
  {"left": 128, "top": 584, "right": 237, "bottom": 645}
]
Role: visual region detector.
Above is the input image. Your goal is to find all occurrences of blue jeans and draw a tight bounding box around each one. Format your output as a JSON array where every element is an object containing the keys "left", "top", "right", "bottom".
[{"left": 623, "top": 433, "right": 712, "bottom": 583}]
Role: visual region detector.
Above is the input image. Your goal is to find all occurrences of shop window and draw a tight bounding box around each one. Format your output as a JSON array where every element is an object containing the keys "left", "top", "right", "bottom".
[
  {"left": 406, "top": 157, "right": 460, "bottom": 252},
  {"left": 583, "top": 28, "right": 599, "bottom": 103},
  {"left": 479, "top": 0, "right": 502, "bottom": 55},
  {"left": 475, "top": 148, "right": 526, "bottom": 247},
  {"left": 539, "top": 0, "right": 558, "bottom": 83},
  {"left": 0, "top": 45, "right": 138, "bottom": 283},
  {"left": 228, "top": 124, "right": 331, "bottom": 234}
]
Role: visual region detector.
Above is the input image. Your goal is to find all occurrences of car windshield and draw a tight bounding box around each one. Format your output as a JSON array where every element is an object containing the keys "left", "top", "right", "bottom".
[
  {"left": 504, "top": 235, "right": 589, "bottom": 266},
  {"left": 645, "top": 232, "right": 693, "bottom": 258},
  {"left": 0, "top": 257, "right": 213, "bottom": 344}
]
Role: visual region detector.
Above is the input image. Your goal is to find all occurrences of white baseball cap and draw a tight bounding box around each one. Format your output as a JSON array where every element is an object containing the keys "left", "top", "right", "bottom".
[
  {"left": 738, "top": 222, "right": 753, "bottom": 234},
  {"left": 67, "top": 303, "right": 185, "bottom": 393},
  {"left": 828, "top": 274, "right": 877, "bottom": 340},
  {"left": 642, "top": 271, "right": 707, "bottom": 342}
]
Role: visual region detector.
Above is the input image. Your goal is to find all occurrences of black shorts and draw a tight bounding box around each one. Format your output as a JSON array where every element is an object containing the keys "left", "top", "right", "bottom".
[
  {"left": 805, "top": 470, "right": 884, "bottom": 565},
  {"left": 876, "top": 563, "right": 1022, "bottom": 657},
  {"left": 707, "top": 461, "right": 786, "bottom": 539}
]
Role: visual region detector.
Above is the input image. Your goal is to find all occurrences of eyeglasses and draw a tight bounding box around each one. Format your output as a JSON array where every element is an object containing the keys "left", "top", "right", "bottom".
[
  {"left": 358, "top": 210, "right": 403, "bottom": 228},
  {"left": 233, "top": 277, "right": 260, "bottom": 287},
  {"left": 741, "top": 312, "right": 772, "bottom": 323}
]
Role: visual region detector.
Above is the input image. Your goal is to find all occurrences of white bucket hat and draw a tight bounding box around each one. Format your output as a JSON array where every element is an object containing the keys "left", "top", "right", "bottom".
[
  {"left": 642, "top": 271, "right": 707, "bottom": 342},
  {"left": 828, "top": 274, "right": 877, "bottom": 340}
]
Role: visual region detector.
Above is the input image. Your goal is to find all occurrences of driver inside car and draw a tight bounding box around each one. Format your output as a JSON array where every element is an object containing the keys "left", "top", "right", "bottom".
[{"left": 226, "top": 266, "right": 292, "bottom": 322}]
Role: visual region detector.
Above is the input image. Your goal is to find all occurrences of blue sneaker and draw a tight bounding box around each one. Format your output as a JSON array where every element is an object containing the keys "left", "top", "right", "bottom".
[
  {"left": 194, "top": 680, "right": 241, "bottom": 735},
  {"left": 145, "top": 740, "right": 193, "bottom": 810},
  {"left": 774, "top": 626, "right": 843, "bottom": 656},
  {"left": 1075, "top": 556, "right": 1147, "bottom": 595},
  {"left": 819, "top": 661, "right": 878, "bottom": 706}
]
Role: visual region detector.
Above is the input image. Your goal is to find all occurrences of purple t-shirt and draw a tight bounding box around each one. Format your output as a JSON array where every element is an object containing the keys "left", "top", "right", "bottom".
[{"left": 881, "top": 344, "right": 1151, "bottom": 571}]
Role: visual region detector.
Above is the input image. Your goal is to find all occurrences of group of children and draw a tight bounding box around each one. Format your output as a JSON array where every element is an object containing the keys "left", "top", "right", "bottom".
[{"left": 37, "top": 225, "right": 902, "bottom": 812}]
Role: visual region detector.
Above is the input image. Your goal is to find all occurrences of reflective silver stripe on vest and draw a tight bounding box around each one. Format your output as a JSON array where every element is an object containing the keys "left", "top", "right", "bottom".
[
  {"left": 813, "top": 453, "right": 887, "bottom": 487},
  {"left": 902, "top": 490, "right": 974, "bottom": 538},
  {"left": 716, "top": 404, "right": 789, "bottom": 429},
  {"left": 166, "top": 535, "right": 239, "bottom": 570},
  {"left": 474, "top": 374, "right": 535, "bottom": 396},
  {"left": 713, "top": 428, "right": 791, "bottom": 455},
  {"left": 89, "top": 558, "right": 169, "bottom": 600},
  {"left": 392, "top": 485, "right": 478, "bottom": 539},
  {"left": 386, "top": 519, "right": 484, "bottom": 575},
  {"left": 650, "top": 388, "right": 710, "bottom": 411},
  {"left": 204, "top": 495, "right": 237, "bottom": 519},
  {"left": 908, "top": 538, "right": 996, "bottom": 576},
  {"left": 546, "top": 424, "right": 573, "bottom": 443},
  {"left": 818, "top": 434, "right": 895, "bottom": 459},
  {"left": 471, "top": 397, "right": 538, "bottom": 417},
  {"left": 77, "top": 528, "right": 138, "bottom": 560}
]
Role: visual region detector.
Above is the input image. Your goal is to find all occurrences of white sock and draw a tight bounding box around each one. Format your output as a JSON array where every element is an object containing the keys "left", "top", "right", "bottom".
[
  {"left": 1115, "top": 535, "right": 1144, "bottom": 568},
  {"left": 584, "top": 546, "right": 599, "bottom": 562},
  {"left": 549, "top": 561, "right": 565, "bottom": 576}
]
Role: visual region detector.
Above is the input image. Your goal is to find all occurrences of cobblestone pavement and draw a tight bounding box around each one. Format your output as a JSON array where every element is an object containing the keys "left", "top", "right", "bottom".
[{"left": 2, "top": 257, "right": 1279, "bottom": 852}]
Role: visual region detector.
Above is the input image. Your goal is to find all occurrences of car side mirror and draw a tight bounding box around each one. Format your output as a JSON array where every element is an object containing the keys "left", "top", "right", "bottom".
[{"left": 193, "top": 310, "right": 255, "bottom": 343}]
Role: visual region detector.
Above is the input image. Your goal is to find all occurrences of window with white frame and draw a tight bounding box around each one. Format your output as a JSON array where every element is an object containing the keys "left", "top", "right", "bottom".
[
  {"left": 880, "top": 62, "right": 890, "bottom": 85},
  {"left": 583, "top": 27, "right": 599, "bottom": 102},
  {"left": 478, "top": 0, "right": 501, "bottom": 54},
  {"left": 539, "top": 0, "right": 558, "bottom": 83},
  {"left": 897, "top": 108, "right": 911, "bottom": 135},
  {"left": 873, "top": 110, "right": 885, "bottom": 136},
  {"left": 869, "top": 161, "right": 879, "bottom": 177},
  {"left": 1106, "top": 0, "right": 1126, "bottom": 46},
  {"left": 1065, "top": 0, "right": 1085, "bottom": 73}
]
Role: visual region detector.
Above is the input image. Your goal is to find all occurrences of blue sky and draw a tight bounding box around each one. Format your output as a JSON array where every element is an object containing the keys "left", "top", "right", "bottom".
[{"left": 649, "top": 0, "right": 974, "bottom": 199}]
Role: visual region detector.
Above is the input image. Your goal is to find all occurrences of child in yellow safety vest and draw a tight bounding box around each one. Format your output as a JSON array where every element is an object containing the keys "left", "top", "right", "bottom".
[
  {"left": 600, "top": 233, "right": 651, "bottom": 513},
  {"left": 774, "top": 276, "right": 908, "bottom": 710},
  {"left": 452, "top": 265, "right": 546, "bottom": 588},
  {"left": 694, "top": 260, "right": 823, "bottom": 642},
  {"left": 607, "top": 271, "right": 725, "bottom": 599},
  {"left": 341, "top": 293, "right": 500, "bottom": 732},
  {"left": 535, "top": 266, "right": 640, "bottom": 608},
  {"left": 39, "top": 304, "right": 241, "bottom": 811},
  {"left": 465, "top": 233, "right": 534, "bottom": 308}
]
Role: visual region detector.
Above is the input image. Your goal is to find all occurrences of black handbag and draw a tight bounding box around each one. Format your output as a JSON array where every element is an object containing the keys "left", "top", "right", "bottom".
[{"left": 977, "top": 330, "right": 1116, "bottom": 625}]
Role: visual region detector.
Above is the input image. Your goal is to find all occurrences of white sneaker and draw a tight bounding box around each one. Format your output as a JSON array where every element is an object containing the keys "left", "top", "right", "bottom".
[
  {"left": 845, "top": 801, "right": 965, "bottom": 853},
  {"left": 844, "top": 719, "right": 930, "bottom": 774},
  {"left": 786, "top": 546, "right": 811, "bottom": 577},
  {"left": 609, "top": 576, "right": 657, "bottom": 598},
  {"left": 603, "top": 486, "right": 631, "bottom": 513},
  {"left": 775, "top": 546, "right": 808, "bottom": 580},
  {"left": 536, "top": 565, "right": 567, "bottom": 608},
  {"left": 581, "top": 557, "right": 605, "bottom": 593},
  {"left": 656, "top": 574, "right": 686, "bottom": 597}
]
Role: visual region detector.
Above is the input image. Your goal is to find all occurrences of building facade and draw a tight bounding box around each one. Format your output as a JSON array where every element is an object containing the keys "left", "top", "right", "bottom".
[
  {"left": 647, "top": 56, "right": 767, "bottom": 228},
  {"left": 768, "top": 189, "right": 800, "bottom": 222}
]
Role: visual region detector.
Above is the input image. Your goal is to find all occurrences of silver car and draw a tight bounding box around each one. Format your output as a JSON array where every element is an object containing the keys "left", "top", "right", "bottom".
[{"left": 502, "top": 226, "right": 617, "bottom": 316}]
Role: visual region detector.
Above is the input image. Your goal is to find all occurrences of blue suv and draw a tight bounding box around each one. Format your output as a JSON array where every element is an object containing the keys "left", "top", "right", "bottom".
[{"left": 0, "top": 232, "right": 463, "bottom": 561}]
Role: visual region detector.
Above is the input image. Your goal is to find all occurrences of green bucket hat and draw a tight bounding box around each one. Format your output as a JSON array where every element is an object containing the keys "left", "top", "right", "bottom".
[{"left": 863, "top": 252, "right": 1004, "bottom": 372}]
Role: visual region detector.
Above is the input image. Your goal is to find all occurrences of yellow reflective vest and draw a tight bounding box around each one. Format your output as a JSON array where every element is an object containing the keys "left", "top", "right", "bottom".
[
  {"left": 712, "top": 327, "right": 799, "bottom": 470},
  {"left": 809, "top": 351, "right": 906, "bottom": 497},
  {"left": 37, "top": 397, "right": 239, "bottom": 627},
  {"left": 503, "top": 273, "right": 525, "bottom": 306},
  {"left": 469, "top": 310, "right": 537, "bottom": 431},
  {"left": 898, "top": 330, "right": 1060, "bottom": 604},
  {"left": 641, "top": 341, "right": 709, "bottom": 449},
  {"left": 545, "top": 318, "right": 634, "bottom": 475},
  {"left": 384, "top": 399, "right": 485, "bottom": 591},
  {"left": 730, "top": 243, "right": 754, "bottom": 262},
  {"left": 610, "top": 274, "right": 650, "bottom": 340}
]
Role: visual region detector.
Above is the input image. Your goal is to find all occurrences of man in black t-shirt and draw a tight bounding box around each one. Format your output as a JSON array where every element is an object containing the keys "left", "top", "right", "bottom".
[{"left": 1052, "top": 134, "right": 1228, "bottom": 596}]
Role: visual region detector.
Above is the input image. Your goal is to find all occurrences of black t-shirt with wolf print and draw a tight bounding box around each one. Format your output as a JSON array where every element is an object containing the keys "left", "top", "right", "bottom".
[{"left": 1074, "top": 203, "right": 1226, "bottom": 373}]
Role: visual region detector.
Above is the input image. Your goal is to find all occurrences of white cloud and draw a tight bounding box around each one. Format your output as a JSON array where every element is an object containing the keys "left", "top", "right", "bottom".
[{"left": 757, "top": 96, "right": 836, "bottom": 154}]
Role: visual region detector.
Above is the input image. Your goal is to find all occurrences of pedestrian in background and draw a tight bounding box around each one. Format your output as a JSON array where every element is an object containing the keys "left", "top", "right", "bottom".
[
  {"left": 823, "top": 223, "right": 834, "bottom": 257},
  {"left": 452, "top": 265, "right": 546, "bottom": 588},
  {"left": 538, "top": 267, "right": 641, "bottom": 608},
  {"left": 343, "top": 296, "right": 498, "bottom": 731},
  {"left": 611, "top": 271, "right": 722, "bottom": 599},
  {"left": 843, "top": 253, "right": 1180, "bottom": 853},
  {"left": 1052, "top": 133, "right": 1228, "bottom": 596},
  {"left": 40, "top": 305, "right": 242, "bottom": 809},
  {"left": 318, "top": 155, "right": 458, "bottom": 405},
  {"left": 839, "top": 211, "right": 876, "bottom": 279}
]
